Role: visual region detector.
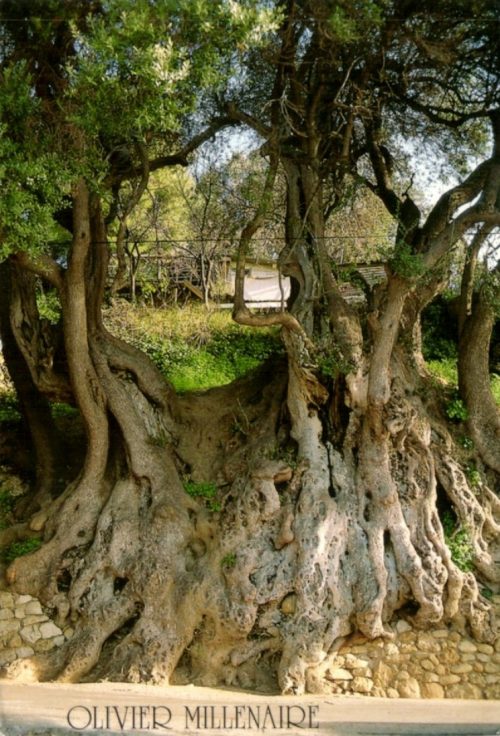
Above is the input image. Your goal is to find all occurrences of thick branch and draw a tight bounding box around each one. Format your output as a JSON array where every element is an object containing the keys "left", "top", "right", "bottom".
[
  {"left": 232, "top": 152, "right": 310, "bottom": 341},
  {"left": 11, "top": 251, "right": 64, "bottom": 291},
  {"left": 458, "top": 224, "right": 494, "bottom": 335},
  {"left": 225, "top": 103, "right": 271, "bottom": 139},
  {"left": 148, "top": 117, "right": 240, "bottom": 172},
  {"left": 422, "top": 111, "right": 500, "bottom": 265},
  {"left": 112, "top": 142, "right": 150, "bottom": 294},
  {"left": 458, "top": 282, "right": 500, "bottom": 475}
]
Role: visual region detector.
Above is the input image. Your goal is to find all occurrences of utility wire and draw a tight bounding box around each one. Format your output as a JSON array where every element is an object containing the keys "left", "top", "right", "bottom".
[
  {"left": 1, "top": 16, "right": 498, "bottom": 22},
  {"left": 46, "top": 233, "right": 394, "bottom": 247}
]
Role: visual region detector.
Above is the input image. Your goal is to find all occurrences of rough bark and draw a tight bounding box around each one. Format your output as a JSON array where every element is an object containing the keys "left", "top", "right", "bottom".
[
  {"left": 0, "top": 261, "right": 60, "bottom": 507},
  {"left": 458, "top": 290, "right": 500, "bottom": 474},
  {"left": 2, "top": 0, "right": 498, "bottom": 697}
]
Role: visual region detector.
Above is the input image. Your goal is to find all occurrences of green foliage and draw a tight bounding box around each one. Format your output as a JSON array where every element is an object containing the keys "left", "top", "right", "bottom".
[
  {"left": 265, "top": 445, "right": 297, "bottom": 470},
  {"left": 421, "top": 298, "right": 458, "bottom": 362},
  {"left": 1, "top": 537, "right": 43, "bottom": 563},
  {"left": 481, "top": 587, "right": 493, "bottom": 601},
  {"left": 0, "top": 0, "right": 278, "bottom": 255},
  {"left": 445, "top": 396, "right": 468, "bottom": 422},
  {"left": 441, "top": 511, "right": 474, "bottom": 573},
  {"left": 36, "top": 290, "right": 61, "bottom": 325},
  {"left": 465, "top": 462, "right": 481, "bottom": 489},
  {"left": 0, "top": 393, "right": 21, "bottom": 423},
  {"left": 491, "top": 374, "right": 500, "bottom": 406},
  {"left": 183, "top": 480, "right": 220, "bottom": 512},
  {"left": 426, "top": 358, "right": 458, "bottom": 385},
  {"left": 0, "top": 467, "right": 28, "bottom": 530},
  {"left": 458, "top": 435, "right": 474, "bottom": 451},
  {"left": 328, "top": 1, "right": 384, "bottom": 43},
  {"left": 51, "top": 403, "right": 79, "bottom": 419},
  {"left": 389, "top": 242, "right": 425, "bottom": 280},
  {"left": 0, "top": 393, "right": 77, "bottom": 423},
  {"left": 317, "top": 341, "right": 353, "bottom": 379},
  {"left": 221, "top": 552, "right": 236, "bottom": 568},
  {"left": 148, "top": 429, "right": 170, "bottom": 447},
  {"left": 105, "top": 303, "right": 282, "bottom": 392},
  {"left": 0, "top": 490, "right": 15, "bottom": 530}
]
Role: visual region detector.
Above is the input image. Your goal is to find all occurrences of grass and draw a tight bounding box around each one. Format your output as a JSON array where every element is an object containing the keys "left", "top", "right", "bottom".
[
  {"left": 1, "top": 537, "right": 43, "bottom": 563},
  {"left": 0, "top": 466, "right": 29, "bottom": 529},
  {"left": 183, "top": 479, "right": 221, "bottom": 512},
  {"left": 103, "top": 301, "right": 282, "bottom": 393},
  {"left": 0, "top": 392, "right": 21, "bottom": 422},
  {"left": 427, "top": 358, "right": 500, "bottom": 407},
  {"left": 441, "top": 510, "right": 474, "bottom": 573}
]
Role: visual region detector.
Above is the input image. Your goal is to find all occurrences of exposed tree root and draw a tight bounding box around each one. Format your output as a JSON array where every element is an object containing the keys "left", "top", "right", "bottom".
[{"left": 2, "top": 351, "right": 498, "bottom": 693}]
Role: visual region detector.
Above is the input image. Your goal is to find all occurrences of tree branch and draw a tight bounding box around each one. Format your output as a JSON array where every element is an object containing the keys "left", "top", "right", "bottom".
[
  {"left": 232, "top": 149, "right": 310, "bottom": 342},
  {"left": 225, "top": 103, "right": 271, "bottom": 139},
  {"left": 11, "top": 251, "right": 65, "bottom": 291},
  {"left": 148, "top": 116, "right": 240, "bottom": 172},
  {"left": 112, "top": 142, "right": 150, "bottom": 294}
]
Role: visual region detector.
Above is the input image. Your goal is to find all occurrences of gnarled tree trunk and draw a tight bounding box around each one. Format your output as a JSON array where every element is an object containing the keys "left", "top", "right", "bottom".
[
  {"left": 2, "top": 174, "right": 498, "bottom": 694},
  {"left": 459, "top": 289, "right": 500, "bottom": 474}
]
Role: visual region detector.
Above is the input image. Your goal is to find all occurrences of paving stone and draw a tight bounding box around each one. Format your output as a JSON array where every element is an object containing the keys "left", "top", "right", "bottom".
[
  {"left": 0, "top": 649, "right": 17, "bottom": 667},
  {"left": 395, "top": 620, "right": 412, "bottom": 634},
  {"left": 440, "top": 674, "right": 461, "bottom": 685},
  {"left": 33, "top": 638, "right": 56, "bottom": 653},
  {"left": 23, "top": 614, "right": 49, "bottom": 625},
  {"left": 6, "top": 633, "right": 22, "bottom": 648},
  {"left": 484, "top": 662, "right": 500, "bottom": 674}
]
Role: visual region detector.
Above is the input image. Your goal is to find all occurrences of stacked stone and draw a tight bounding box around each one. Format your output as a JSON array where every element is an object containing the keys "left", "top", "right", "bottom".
[
  {"left": 0, "top": 591, "right": 66, "bottom": 668},
  {"left": 326, "top": 605, "right": 500, "bottom": 700},
  {"left": 0, "top": 588, "right": 498, "bottom": 698}
]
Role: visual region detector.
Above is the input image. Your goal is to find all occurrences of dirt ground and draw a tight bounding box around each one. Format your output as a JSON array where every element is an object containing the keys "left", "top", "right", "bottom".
[{"left": 0, "top": 680, "right": 499, "bottom": 736}]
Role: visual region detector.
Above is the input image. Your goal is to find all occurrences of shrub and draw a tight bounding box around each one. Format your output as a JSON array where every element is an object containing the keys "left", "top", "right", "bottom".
[
  {"left": 492, "top": 373, "right": 500, "bottom": 407},
  {"left": 441, "top": 511, "right": 474, "bottom": 572},
  {"left": 421, "top": 297, "right": 458, "bottom": 361},
  {"left": 103, "top": 302, "right": 282, "bottom": 393},
  {"left": 1, "top": 537, "right": 42, "bottom": 563},
  {"left": 426, "top": 358, "right": 458, "bottom": 386},
  {"left": 221, "top": 552, "right": 236, "bottom": 568},
  {"left": 0, "top": 490, "right": 15, "bottom": 530},
  {"left": 0, "top": 393, "right": 21, "bottom": 423},
  {"left": 445, "top": 396, "right": 468, "bottom": 422},
  {"left": 183, "top": 480, "right": 221, "bottom": 512},
  {"left": 36, "top": 290, "right": 61, "bottom": 324}
]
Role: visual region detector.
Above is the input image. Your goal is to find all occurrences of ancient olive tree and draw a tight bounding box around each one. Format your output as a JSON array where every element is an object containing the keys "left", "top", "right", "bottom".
[
  {"left": 224, "top": 0, "right": 500, "bottom": 694},
  {"left": 0, "top": 0, "right": 499, "bottom": 696}
]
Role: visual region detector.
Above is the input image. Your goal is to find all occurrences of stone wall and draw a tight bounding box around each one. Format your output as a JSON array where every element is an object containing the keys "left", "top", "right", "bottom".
[
  {"left": 0, "top": 589, "right": 498, "bottom": 699},
  {"left": 0, "top": 591, "right": 71, "bottom": 669},
  {"left": 324, "top": 615, "right": 499, "bottom": 700}
]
